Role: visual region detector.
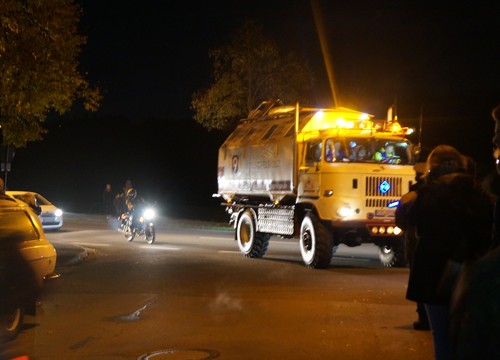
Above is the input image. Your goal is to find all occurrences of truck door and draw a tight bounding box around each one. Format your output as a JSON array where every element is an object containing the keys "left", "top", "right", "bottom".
[{"left": 297, "top": 140, "right": 321, "bottom": 198}]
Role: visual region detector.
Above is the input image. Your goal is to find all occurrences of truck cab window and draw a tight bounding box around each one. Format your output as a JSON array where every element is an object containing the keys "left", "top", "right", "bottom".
[
  {"left": 325, "top": 139, "right": 346, "bottom": 162},
  {"left": 305, "top": 141, "right": 322, "bottom": 165}
]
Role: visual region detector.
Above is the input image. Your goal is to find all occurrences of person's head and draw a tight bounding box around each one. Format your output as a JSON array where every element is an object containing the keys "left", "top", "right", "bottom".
[
  {"left": 357, "top": 147, "right": 367, "bottom": 160},
  {"left": 386, "top": 144, "right": 395, "bottom": 156},
  {"left": 126, "top": 188, "right": 137, "bottom": 200},
  {"left": 423, "top": 144, "right": 466, "bottom": 179},
  {"left": 105, "top": 183, "right": 112, "bottom": 191}
]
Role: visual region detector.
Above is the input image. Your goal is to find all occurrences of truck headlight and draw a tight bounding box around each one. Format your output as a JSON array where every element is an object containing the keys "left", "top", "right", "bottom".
[{"left": 337, "top": 206, "right": 354, "bottom": 218}]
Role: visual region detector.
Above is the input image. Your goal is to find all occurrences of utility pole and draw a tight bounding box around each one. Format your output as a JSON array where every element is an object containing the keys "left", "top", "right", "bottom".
[{"left": 1, "top": 145, "right": 15, "bottom": 189}]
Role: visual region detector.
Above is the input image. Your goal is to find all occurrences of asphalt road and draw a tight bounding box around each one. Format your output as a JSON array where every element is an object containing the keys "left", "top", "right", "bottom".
[{"left": 2, "top": 213, "right": 434, "bottom": 360}]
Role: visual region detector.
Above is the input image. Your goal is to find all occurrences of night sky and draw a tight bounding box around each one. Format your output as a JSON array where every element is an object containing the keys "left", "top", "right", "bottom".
[
  {"left": 75, "top": 1, "right": 500, "bottom": 120},
  {"left": 6, "top": 1, "right": 500, "bottom": 218}
]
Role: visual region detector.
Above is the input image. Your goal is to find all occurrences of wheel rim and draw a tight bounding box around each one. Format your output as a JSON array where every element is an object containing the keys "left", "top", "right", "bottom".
[
  {"left": 2, "top": 307, "right": 22, "bottom": 335},
  {"left": 303, "top": 229, "right": 313, "bottom": 252},
  {"left": 381, "top": 245, "right": 392, "bottom": 255},
  {"left": 7, "top": 308, "right": 21, "bottom": 332},
  {"left": 300, "top": 216, "right": 315, "bottom": 264},
  {"left": 379, "top": 245, "right": 395, "bottom": 267}
]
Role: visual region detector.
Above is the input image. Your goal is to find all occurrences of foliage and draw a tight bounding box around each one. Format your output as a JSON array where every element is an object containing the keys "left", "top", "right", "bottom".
[
  {"left": 0, "top": 0, "right": 101, "bottom": 147},
  {"left": 191, "top": 21, "right": 313, "bottom": 130}
]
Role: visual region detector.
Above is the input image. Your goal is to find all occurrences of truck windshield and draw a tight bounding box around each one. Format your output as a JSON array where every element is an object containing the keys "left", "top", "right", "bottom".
[{"left": 324, "top": 137, "right": 413, "bottom": 165}]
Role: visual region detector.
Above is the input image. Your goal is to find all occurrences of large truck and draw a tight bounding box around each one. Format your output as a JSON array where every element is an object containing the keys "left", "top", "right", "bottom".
[{"left": 214, "top": 100, "right": 418, "bottom": 269}]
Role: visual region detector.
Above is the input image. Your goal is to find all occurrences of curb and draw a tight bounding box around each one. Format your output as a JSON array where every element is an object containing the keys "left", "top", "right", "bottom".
[{"left": 52, "top": 242, "right": 89, "bottom": 267}]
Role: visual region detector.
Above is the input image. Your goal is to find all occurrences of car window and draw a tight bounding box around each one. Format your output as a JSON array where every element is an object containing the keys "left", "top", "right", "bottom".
[
  {"left": 0, "top": 211, "right": 39, "bottom": 241},
  {"left": 34, "top": 194, "right": 51, "bottom": 206}
]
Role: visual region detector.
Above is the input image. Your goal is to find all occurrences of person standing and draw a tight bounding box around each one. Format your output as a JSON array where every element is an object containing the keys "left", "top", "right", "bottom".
[
  {"left": 395, "top": 162, "right": 430, "bottom": 331},
  {"left": 448, "top": 104, "right": 500, "bottom": 359},
  {"left": 397, "top": 145, "right": 494, "bottom": 360},
  {"left": 102, "top": 183, "right": 115, "bottom": 218}
]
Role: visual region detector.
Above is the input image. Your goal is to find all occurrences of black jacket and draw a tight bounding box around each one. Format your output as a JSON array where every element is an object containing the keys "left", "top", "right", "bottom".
[{"left": 397, "top": 171, "right": 494, "bottom": 305}]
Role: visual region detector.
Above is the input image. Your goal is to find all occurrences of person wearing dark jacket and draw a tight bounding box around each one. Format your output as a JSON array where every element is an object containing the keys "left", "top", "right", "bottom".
[
  {"left": 102, "top": 183, "right": 115, "bottom": 218},
  {"left": 396, "top": 162, "right": 430, "bottom": 330},
  {"left": 447, "top": 104, "right": 500, "bottom": 359},
  {"left": 396, "top": 144, "right": 495, "bottom": 360}
]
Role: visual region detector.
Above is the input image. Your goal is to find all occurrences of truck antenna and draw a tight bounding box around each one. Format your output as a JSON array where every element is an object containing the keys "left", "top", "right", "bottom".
[{"left": 418, "top": 105, "right": 423, "bottom": 149}]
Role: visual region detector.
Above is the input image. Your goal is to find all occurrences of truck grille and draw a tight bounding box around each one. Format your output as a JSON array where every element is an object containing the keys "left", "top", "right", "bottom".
[{"left": 365, "top": 176, "right": 403, "bottom": 208}]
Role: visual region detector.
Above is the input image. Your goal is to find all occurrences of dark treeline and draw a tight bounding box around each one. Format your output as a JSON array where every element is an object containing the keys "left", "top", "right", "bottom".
[
  {"left": 5, "top": 110, "right": 499, "bottom": 220},
  {"left": 6, "top": 115, "right": 230, "bottom": 221}
]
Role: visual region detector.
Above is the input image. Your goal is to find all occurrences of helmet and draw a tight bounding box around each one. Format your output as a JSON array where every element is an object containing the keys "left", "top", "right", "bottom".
[
  {"left": 126, "top": 188, "right": 137, "bottom": 200},
  {"left": 424, "top": 145, "right": 466, "bottom": 178}
]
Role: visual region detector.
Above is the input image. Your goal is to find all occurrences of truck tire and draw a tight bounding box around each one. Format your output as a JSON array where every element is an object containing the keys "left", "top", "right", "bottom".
[
  {"left": 378, "top": 240, "right": 407, "bottom": 268},
  {"left": 236, "top": 210, "right": 270, "bottom": 258},
  {"left": 299, "top": 213, "right": 333, "bottom": 269}
]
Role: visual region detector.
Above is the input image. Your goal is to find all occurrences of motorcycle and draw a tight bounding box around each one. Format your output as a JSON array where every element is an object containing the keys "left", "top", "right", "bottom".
[{"left": 119, "top": 205, "right": 156, "bottom": 244}]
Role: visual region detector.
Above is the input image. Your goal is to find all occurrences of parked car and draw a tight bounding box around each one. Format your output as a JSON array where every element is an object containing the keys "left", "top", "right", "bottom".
[
  {"left": 6, "top": 191, "right": 63, "bottom": 231},
  {"left": 0, "top": 194, "right": 59, "bottom": 341}
]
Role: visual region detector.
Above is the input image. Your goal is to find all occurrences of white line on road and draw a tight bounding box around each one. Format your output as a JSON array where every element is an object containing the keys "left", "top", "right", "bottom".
[
  {"left": 139, "top": 245, "right": 181, "bottom": 251},
  {"left": 199, "top": 236, "right": 231, "bottom": 240},
  {"left": 74, "top": 242, "right": 111, "bottom": 247}
]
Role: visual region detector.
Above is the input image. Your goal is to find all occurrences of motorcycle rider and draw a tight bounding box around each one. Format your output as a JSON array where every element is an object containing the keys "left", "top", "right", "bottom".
[
  {"left": 125, "top": 187, "right": 145, "bottom": 231},
  {"left": 115, "top": 179, "right": 133, "bottom": 216}
]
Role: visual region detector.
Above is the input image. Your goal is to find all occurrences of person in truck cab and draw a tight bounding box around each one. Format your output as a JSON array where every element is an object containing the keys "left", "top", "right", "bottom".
[
  {"left": 325, "top": 140, "right": 345, "bottom": 162},
  {"left": 373, "top": 144, "right": 395, "bottom": 161}
]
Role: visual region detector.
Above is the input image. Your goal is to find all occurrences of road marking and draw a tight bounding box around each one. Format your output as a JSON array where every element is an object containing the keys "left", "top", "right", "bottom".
[
  {"left": 75, "top": 242, "right": 111, "bottom": 247},
  {"left": 199, "top": 236, "right": 231, "bottom": 240},
  {"left": 218, "top": 250, "right": 240, "bottom": 254},
  {"left": 139, "top": 245, "right": 181, "bottom": 251}
]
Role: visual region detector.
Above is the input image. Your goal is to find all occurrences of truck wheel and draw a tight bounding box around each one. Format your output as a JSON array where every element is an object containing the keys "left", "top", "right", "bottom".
[
  {"left": 236, "top": 210, "right": 270, "bottom": 258},
  {"left": 0, "top": 306, "right": 24, "bottom": 341},
  {"left": 299, "top": 213, "right": 333, "bottom": 269},
  {"left": 378, "top": 240, "right": 407, "bottom": 268}
]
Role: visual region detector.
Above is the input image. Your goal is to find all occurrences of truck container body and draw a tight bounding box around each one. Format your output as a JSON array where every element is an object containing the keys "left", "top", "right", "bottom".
[{"left": 216, "top": 101, "right": 417, "bottom": 268}]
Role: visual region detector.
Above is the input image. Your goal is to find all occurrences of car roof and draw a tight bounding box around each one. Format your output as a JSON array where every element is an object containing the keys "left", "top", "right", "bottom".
[
  {"left": 0, "top": 193, "right": 31, "bottom": 209},
  {"left": 6, "top": 190, "right": 36, "bottom": 195}
]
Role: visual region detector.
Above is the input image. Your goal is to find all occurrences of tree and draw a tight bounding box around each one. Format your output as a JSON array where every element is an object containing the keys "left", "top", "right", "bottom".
[
  {"left": 191, "top": 21, "right": 313, "bottom": 131},
  {"left": 0, "top": 0, "right": 101, "bottom": 148}
]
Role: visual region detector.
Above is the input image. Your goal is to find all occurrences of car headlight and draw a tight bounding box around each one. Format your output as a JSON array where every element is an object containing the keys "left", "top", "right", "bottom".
[{"left": 55, "top": 209, "right": 63, "bottom": 217}]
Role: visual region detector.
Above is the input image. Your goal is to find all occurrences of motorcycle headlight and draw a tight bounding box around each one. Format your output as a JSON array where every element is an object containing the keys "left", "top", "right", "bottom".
[{"left": 143, "top": 208, "right": 155, "bottom": 220}]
